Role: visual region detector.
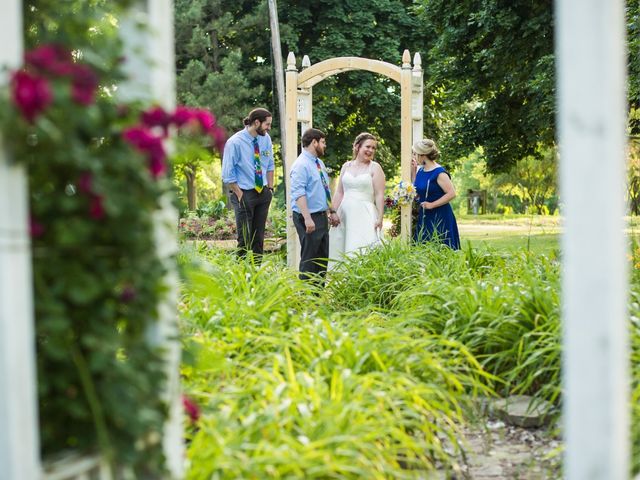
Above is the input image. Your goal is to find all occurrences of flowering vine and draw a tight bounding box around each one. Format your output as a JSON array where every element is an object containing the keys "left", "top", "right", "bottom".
[{"left": 0, "top": 42, "right": 225, "bottom": 475}]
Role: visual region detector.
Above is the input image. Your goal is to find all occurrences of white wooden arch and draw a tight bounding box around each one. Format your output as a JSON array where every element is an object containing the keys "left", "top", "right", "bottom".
[{"left": 284, "top": 50, "right": 424, "bottom": 269}]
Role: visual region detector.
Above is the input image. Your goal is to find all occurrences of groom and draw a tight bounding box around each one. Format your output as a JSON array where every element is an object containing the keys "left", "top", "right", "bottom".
[{"left": 290, "top": 128, "right": 339, "bottom": 282}]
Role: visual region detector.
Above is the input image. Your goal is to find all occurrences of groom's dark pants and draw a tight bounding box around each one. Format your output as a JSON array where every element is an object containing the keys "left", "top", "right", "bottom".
[
  {"left": 229, "top": 188, "right": 272, "bottom": 258},
  {"left": 293, "top": 210, "right": 329, "bottom": 282}
]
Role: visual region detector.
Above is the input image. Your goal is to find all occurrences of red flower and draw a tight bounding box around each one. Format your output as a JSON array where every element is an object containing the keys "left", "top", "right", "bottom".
[
  {"left": 182, "top": 395, "right": 200, "bottom": 423},
  {"left": 77, "top": 172, "right": 93, "bottom": 194},
  {"left": 25, "top": 44, "right": 73, "bottom": 75},
  {"left": 170, "top": 106, "right": 195, "bottom": 128},
  {"left": 141, "top": 106, "right": 172, "bottom": 136},
  {"left": 89, "top": 195, "right": 106, "bottom": 220},
  {"left": 69, "top": 64, "right": 99, "bottom": 105},
  {"left": 148, "top": 150, "right": 167, "bottom": 178},
  {"left": 11, "top": 70, "right": 53, "bottom": 123},
  {"left": 29, "top": 216, "right": 45, "bottom": 237},
  {"left": 122, "top": 126, "right": 168, "bottom": 178},
  {"left": 120, "top": 285, "right": 137, "bottom": 303},
  {"left": 193, "top": 109, "right": 216, "bottom": 131},
  {"left": 210, "top": 126, "right": 227, "bottom": 154}
]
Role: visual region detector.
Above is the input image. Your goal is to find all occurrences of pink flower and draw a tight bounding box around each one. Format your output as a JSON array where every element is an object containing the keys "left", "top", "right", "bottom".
[
  {"left": 29, "top": 216, "right": 45, "bottom": 237},
  {"left": 141, "top": 106, "right": 172, "bottom": 136},
  {"left": 122, "top": 126, "right": 168, "bottom": 178},
  {"left": 120, "top": 285, "right": 137, "bottom": 303},
  {"left": 148, "top": 150, "right": 167, "bottom": 178},
  {"left": 89, "top": 195, "right": 105, "bottom": 220},
  {"left": 170, "top": 106, "right": 195, "bottom": 127},
  {"left": 25, "top": 44, "right": 73, "bottom": 75},
  {"left": 77, "top": 172, "right": 93, "bottom": 194},
  {"left": 194, "top": 109, "right": 216, "bottom": 131},
  {"left": 11, "top": 70, "right": 53, "bottom": 123},
  {"left": 210, "top": 126, "right": 227, "bottom": 154},
  {"left": 182, "top": 395, "right": 200, "bottom": 423},
  {"left": 69, "top": 64, "right": 99, "bottom": 105}
]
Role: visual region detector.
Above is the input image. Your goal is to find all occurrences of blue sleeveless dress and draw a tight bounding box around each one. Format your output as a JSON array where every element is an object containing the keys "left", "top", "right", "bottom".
[{"left": 414, "top": 166, "right": 460, "bottom": 249}]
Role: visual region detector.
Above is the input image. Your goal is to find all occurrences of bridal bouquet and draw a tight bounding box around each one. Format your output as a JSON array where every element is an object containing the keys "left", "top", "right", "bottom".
[{"left": 389, "top": 180, "right": 417, "bottom": 207}]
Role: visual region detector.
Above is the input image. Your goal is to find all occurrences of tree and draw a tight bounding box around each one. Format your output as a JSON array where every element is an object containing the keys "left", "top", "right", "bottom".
[
  {"left": 414, "top": 0, "right": 555, "bottom": 173},
  {"left": 494, "top": 148, "right": 557, "bottom": 214}
]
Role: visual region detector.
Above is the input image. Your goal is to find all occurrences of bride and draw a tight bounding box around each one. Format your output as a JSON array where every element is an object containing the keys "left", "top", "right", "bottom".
[{"left": 329, "top": 132, "right": 386, "bottom": 263}]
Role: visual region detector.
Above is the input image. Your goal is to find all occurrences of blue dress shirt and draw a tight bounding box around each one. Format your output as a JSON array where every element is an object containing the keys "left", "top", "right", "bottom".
[
  {"left": 290, "top": 150, "right": 331, "bottom": 214},
  {"left": 222, "top": 128, "right": 274, "bottom": 189}
]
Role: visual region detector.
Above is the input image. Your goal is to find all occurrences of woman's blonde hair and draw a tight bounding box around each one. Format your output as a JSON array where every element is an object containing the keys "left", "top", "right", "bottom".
[
  {"left": 413, "top": 138, "right": 440, "bottom": 160},
  {"left": 352, "top": 132, "right": 377, "bottom": 159}
]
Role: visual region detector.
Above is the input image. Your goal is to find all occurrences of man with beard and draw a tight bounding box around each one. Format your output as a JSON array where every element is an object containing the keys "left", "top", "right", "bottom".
[
  {"left": 222, "top": 108, "right": 275, "bottom": 258},
  {"left": 290, "top": 128, "right": 339, "bottom": 283}
]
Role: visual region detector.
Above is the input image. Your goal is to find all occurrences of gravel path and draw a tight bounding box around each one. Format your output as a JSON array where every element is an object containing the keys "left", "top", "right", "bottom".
[{"left": 432, "top": 421, "right": 561, "bottom": 479}]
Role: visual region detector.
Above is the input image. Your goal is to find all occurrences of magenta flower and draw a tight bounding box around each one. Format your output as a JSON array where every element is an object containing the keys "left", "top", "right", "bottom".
[
  {"left": 11, "top": 70, "right": 53, "bottom": 123},
  {"left": 29, "top": 216, "right": 45, "bottom": 238},
  {"left": 25, "top": 44, "right": 73, "bottom": 75},
  {"left": 120, "top": 285, "right": 137, "bottom": 303},
  {"left": 148, "top": 150, "right": 167, "bottom": 178},
  {"left": 69, "top": 64, "right": 99, "bottom": 105},
  {"left": 122, "top": 126, "right": 168, "bottom": 179},
  {"left": 141, "top": 106, "right": 172, "bottom": 136},
  {"left": 170, "top": 106, "right": 195, "bottom": 128},
  {"left": 182, "top": 395, "right": 200, "bottom": 423},
  {"left": 89, "top": 195, "right": 106, "bottom": 220},
  {"left": 210, "top": 126, "right": 227, "bottom": 154},
  {"left": 193, "top": 109, "right": 216, "bottom": 131},
  {"left": 77, "top": 172, "right": 93, "bottom": 194}
]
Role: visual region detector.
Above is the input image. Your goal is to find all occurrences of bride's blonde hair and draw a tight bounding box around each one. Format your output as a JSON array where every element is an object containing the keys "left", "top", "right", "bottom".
[{"left": 352, "top": 132, "right": 377, "bottom": 160}]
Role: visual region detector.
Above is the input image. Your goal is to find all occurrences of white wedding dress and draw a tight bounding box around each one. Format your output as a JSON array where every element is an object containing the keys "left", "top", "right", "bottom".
[{"left": 329, "top": 164, "right": 381, "bottom": 265}]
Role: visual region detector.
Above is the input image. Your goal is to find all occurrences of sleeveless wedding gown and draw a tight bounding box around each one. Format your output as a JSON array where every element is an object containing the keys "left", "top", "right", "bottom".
[{"left": 329, "top": 165, "right": 381, "bottom": 264}]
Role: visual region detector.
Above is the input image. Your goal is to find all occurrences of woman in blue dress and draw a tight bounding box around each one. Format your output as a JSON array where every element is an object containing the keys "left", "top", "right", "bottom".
[{"left": 411, "top": 138, "right": 460, "bottom": 249}]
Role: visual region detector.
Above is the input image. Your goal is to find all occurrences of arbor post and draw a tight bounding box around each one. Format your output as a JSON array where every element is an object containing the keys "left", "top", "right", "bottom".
[
  {"left": 411, "top": 53, "right": 424, "bottom": 146},
  {"left": 400, "top": 49, "right": 413, "bottom": 240},
  {"left": 0, "top": 1, "right": 42, "bottom": 479},
  {"left": 119, "top": 1, "right": 184, "bottom": 477},
  {"left": 285, "top": 52, "right": 300, "bottom": 269},
  {"left": 556, "top": 0, "right": 629, "bottom": 478}
]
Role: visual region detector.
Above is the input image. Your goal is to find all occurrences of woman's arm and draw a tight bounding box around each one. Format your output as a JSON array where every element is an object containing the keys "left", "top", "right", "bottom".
[
  {"left": 421, "top": 172, "right": 456, "bottom": 210},
  {"left": 372, "top": 162, "right": 386, "bottom": 229}
]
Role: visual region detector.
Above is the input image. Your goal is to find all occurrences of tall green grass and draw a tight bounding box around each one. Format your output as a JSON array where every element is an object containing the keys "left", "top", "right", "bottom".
[
  {"left": 180, "top": 246, "right": 490, "bottom": 478},
  {"left": 179, "top": 239, "right": 640, "bottom": 477}
]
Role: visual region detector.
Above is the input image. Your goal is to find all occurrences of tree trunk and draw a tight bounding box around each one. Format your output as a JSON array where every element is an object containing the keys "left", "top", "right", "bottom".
[{"left": 184, "top": 164, "right": 197, "bottom": 211}]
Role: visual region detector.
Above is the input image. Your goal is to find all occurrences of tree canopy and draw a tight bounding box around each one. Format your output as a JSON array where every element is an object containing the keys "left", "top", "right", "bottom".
[{"left": 415, "top": 0, "right": 555, "bottom": 173}]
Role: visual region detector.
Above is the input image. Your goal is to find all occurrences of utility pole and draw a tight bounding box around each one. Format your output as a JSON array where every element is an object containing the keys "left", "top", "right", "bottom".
[{"left": 267, "top": 0, "right": 288, "bottom": 191}]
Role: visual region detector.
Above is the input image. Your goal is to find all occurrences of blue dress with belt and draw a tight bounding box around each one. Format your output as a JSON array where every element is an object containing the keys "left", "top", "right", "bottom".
[{"left": 413, "top": 166, "right": 460, "bottom": 249}]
